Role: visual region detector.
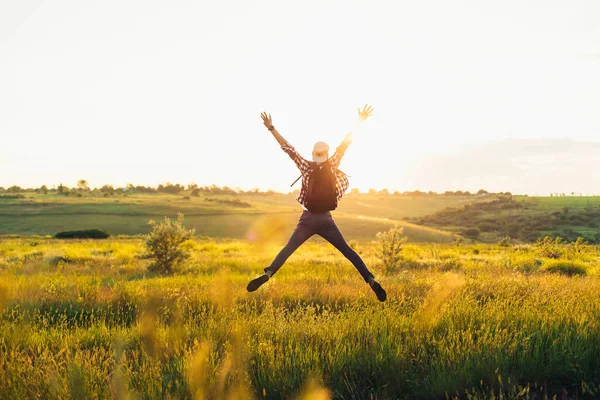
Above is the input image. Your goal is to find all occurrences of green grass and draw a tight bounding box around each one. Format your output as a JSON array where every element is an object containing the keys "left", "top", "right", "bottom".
[
  {"left": 413, "top": 195, "right": 600, "bottom": 243},
  {"left": 5, "top": 193, "right": 600, "bottom": 243},
  {"left": 1, "top": 237, "right": 600, "bottom": 399},
  {"left": 525, "top": 196, "right": 600, "bottom": 208},
  {"left": 0, "top": 193, "right": 473, "bottom": 242}
]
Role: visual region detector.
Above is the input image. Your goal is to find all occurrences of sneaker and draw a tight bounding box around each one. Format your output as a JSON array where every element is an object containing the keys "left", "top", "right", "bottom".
[
  {"left": 369, "top": 278, "right": 387, "bottom": 302},
  {"left": 247, "top": 273, "right": 270, "bottom": 292}
]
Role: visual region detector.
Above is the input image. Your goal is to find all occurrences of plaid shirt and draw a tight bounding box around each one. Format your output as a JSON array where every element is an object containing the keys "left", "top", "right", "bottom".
[{"left": 282, "top": 142, "right": 350, "bottom": 209}]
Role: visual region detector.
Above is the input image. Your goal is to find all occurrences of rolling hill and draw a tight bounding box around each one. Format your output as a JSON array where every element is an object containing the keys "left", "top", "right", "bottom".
[{"left": 0, "top": 192, "right": 480, "bottom": 242}]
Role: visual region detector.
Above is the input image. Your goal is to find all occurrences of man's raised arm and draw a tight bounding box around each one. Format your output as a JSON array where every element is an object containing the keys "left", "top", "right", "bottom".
[
  {"left": 261, "top": 112, "right": 310, "bottom": 173},
  {"left": 261, "top": 112, "right": 288, "bottom": 147},
  {"left": 330, "top": 104, "right": 374, "bottom": 168}
]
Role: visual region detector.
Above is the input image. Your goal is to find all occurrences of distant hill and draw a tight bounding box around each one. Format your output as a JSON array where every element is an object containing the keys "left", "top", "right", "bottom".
[{"left": 410, "top": 194, "right": 600, "bottom": 243}]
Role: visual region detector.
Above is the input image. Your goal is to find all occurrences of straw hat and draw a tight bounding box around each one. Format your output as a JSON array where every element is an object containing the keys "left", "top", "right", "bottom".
[{"left": 312, "top": 141, "right": 329, "bottom": 162}]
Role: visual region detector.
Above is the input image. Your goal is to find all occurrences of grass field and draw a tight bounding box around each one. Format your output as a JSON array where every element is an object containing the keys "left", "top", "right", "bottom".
[
  {"left": 1, "top": 236, "right": 600, "bottom": 399},
  {"left": 410, "top": 195, "right": 600, "bottom": 243},
  {"left": 0, "top": 193, "right": 479, "bottom": 242}
]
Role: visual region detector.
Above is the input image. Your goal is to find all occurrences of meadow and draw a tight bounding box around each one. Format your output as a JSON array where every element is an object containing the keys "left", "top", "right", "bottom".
[
  {"left": 1, "top": 236, "right": 600, "bottom": 399},
  {"left": 0, "top": 192, "right": 476, "bottom": 242},
  {"left": 4, "top": 191, "right": 600, "bottom": 244}
]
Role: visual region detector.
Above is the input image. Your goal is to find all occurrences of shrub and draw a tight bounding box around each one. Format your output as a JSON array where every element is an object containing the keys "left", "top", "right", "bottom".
[
  {"left": 512, "top": 257, "right": 542, "bottom": 274},
  {"left": 22, "top": 251, "right": 44, "bottom": 261},
  {"left": 535, "top": 236, "right": 563, "bottom": 259},
  {"left": 543, "top": 260, "right": 588, "bottom": 276},
  {"left": 55, "top": 229, "right": 110, "bottom": 239},
  {"left": 463, "top": 228, "right": 480, "bottom": 239},
  {"left": 144, "top": 213, "right": 195, "bottom": 274},
  {"left": 570, "top": 237, "right": 588, "bottom": 255},
  {"left": 157, "top": 183, "right": 184, "bottom": 194},
  {"left": 48, "top": 255, "right": 69, "bottom": 266},
  {"left": 205, "top": 198, "right": 252, "bottom": 208},
  {"left": 376, "top": 226, "right": 406, "bottom": 273},
  {"left": 498, "top": 236, "right": 511, "bottom": 247},
  {"left": 6, "top": 185, "right": 22, "bottom": 193},
  {"left": 477, "top": 222, "right": 496, "bottom": 232}
]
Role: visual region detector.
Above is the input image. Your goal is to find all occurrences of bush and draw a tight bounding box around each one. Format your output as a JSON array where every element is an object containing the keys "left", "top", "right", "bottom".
[
  {"left": 144, "top": 213, "right": 195, "bottom": 274},
  {"left": 6, "top": 185, "right": 22, "bottom": 193},
  {"left": 376, "top": 226, "right": 406, "bottom": 273},
  {"left": 570, "top": 237, "right": 588, "bottom": 255},
  {"left": 498, "top": 236, "right": 511, "bottom": 247},
  {"left": 55, "top": 229, "right": 110, "bottom": 239},
  {"left": 543, "top": 260, "right": 588, "bottom": 276},
  {"left": 463, "top": 228, "right": 480, "bottom": 239},
  {"left": 205, "top": 198, "right": 252, "bottom": 208},
  {"left": 512, "top": 257, "right": 542, "bottom": 274},
  {"left": 535, "top": 236, "right": 563, "bottom": 259},
  {"left": 157, "top": 183, "right": 184, "bottom": 194},
  {"left": 477, "top": 222, "right": 496, "bottom": 232}
]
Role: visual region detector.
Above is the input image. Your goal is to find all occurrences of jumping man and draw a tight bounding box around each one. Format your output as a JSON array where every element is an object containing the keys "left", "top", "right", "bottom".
[{"left": 246, "top": 105, "right": 387, "bottom": 301}]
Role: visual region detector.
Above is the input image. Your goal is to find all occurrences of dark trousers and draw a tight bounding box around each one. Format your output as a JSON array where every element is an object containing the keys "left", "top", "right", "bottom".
[{"left": 264, "top": 211, "right": 375, "bottom": 283}]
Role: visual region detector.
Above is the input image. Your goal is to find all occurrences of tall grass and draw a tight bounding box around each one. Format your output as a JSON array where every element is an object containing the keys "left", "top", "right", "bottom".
[{"left": 0, "top": 238, "right": 599, "bottom": 399}]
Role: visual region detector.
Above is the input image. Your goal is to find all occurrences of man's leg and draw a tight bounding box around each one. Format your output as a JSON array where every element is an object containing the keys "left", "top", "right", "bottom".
[
  {"left": 317, "top": 216, "right": 386, "bottom": 301},
  {"left": 263, "top": 221, "right": 314, "bottom": 277},
  {"left": 317, "top": 219, "right": 373, "bottom": 282},
  {"left": 247, "top": 214, "right": 314, "bottom": 292}
]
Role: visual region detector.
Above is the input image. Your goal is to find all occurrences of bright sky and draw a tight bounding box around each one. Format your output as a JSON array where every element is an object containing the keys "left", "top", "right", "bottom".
[{"left": 1, "top": 0, "right": 599, "bottom": 194}]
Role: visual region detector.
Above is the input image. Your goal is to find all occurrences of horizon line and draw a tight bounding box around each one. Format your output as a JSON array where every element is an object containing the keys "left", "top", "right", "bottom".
[{"left": 2, "top": 183, "right": 600, "bottom": 198}]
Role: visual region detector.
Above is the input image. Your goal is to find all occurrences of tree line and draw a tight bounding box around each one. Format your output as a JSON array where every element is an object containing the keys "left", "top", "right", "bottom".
[
  {"left": 0, "top": 181, "right": 279, "bottom": 197},
  {"left": 1, "top": 182, "right": 506, "bottom": 198}
]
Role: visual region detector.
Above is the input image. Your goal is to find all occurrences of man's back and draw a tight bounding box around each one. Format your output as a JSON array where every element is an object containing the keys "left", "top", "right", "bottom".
[{"left": 304, "top": 160, "right": 338, "bottom": 213}]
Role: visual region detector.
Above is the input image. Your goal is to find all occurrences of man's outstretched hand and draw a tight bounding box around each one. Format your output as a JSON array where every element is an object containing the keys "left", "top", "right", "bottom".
[
  {"left": 342, "top": 104, "right": 373, "bottom": 144},
  {"left": 261, "top": 112, "right": 274, "bottom": 129},
  {"left": 262, "top": 111, "right": 288, "bottom": 146},
  {"left": 357, "top": 104, "right": 374, "bottom": 123}
]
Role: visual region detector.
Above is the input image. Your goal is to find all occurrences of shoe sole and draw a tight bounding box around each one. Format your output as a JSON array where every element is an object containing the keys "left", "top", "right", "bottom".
[
  {"left": 370, "top": 281, "right": 387, "bottom": 302},
  {"left": 247, "top": 274, "right": 269, "bottom": 292}
]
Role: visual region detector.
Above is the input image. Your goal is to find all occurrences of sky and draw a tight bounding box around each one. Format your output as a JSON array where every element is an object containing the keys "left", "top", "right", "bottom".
[{"left": 1, "top": 0, "right": 599, "bottom": 194}]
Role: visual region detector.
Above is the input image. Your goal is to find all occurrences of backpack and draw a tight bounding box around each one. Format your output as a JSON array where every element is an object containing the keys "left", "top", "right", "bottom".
[{"left": 304, "top": 160, "right": 338, "bottom": 212}]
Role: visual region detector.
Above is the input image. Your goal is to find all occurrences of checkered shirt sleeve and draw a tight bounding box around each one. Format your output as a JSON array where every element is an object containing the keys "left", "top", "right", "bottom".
[
  {"left": 329, "top": 141, "right": 350, "bottom": 200},
  {"left": 334, "top": 169, "right": 350, "bottom": 201},
  {"left": 281, "top": 143, "right": 311, "bottom": 178},
  {"left": 328, "top": 140, "right": 350, "bottom": 169}
]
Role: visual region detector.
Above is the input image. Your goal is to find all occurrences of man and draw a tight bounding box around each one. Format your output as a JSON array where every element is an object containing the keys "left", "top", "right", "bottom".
[{"left": 246, "top": 105, "right": 387, "bottom": 302}]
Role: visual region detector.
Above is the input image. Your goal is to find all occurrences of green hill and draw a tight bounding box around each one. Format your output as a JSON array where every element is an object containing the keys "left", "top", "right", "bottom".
[{"left": 410, "top": 194, "right": 600, "bottom": 243}]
